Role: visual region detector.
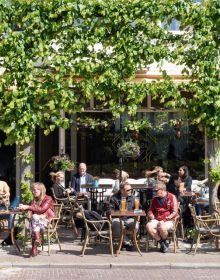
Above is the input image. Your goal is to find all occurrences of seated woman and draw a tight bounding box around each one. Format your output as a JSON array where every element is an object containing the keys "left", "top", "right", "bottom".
[
  {"left": 110, "top": 169, "right": 129, "bottom": 196},
  {"left": 19, "top": 182, "right": 55, "bottom": 257},
  {"left": 144, "top": 166, "right": 170, "bottom": 202},
  {"left": 167, "top": 174, "right": 184, "bottom": 203},
  {"left": 177, "top": 165, "right": 193, "bottom": 237},
  {"left": 50, "top": 171, "right": 74, "bottom": 200},
  {"left": 178, "top": 165, "right": 192, "bottom": 192}
]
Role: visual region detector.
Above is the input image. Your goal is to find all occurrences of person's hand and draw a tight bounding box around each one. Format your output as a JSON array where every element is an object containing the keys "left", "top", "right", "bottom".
[
  {"left": 18, "top": 204, "right": 29, "bottom": 211},
  {"left": 148, "top": 214, "right": 154, "bottom": 220}
]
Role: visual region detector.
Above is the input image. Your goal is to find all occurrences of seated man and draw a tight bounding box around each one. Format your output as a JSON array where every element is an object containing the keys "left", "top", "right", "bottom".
[
  {"left": 146, "top": 182, "right": 178, "bottom": 253},
  {"left": 71, "top": 162, "right": 93, "bottom": 209},
  {"left": 71, "top": 163, "right": 93, "bottom": 194},
  {"left": 107, "top": 182, "right": 139, "bottom": 251}
]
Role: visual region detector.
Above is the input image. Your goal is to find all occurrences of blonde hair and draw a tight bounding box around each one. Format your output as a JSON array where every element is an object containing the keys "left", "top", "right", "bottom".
[
  {"left": 113, "top": 169, "right": 129, "bottom": 181},
  {"left": 50, "top": 171, "right": 64, "bottom": 183},
  {"left": 155, "top": 182, "right": 166, "bottom": 191},
  {"left": 144, "top": 166, "right": 163, "bottom": 178},
  {"left": 31, "top": 182, "right": 46, "bottom": 204}
]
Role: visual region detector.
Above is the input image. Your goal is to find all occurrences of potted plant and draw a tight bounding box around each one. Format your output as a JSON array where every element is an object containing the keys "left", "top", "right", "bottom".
[
  {"left": 50, "top": 154, "right": 74, "bottom": 172},
  {"left": 117, "top": 140, "right": 140, "bottom": 159}
]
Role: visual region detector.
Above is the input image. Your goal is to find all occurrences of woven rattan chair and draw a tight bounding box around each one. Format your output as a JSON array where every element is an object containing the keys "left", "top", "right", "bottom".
[
  {"left": 41, "top": 203, "right": 63, "bottom": 255},
  {"left": 189, "top": 204, "right": 220, "bottom": 255},
  {"left": 78, "top": 205, "right": 114, "bottom": 256},
  {"left": 51, "top": 188, "right": 78, "bottom": 236}
]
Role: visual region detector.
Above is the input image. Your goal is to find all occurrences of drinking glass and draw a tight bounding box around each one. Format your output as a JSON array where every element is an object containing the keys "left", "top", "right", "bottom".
[
  {"left": 135, "top": 197, "right": 140, "bottom": 210},
  {"left": 179, "top": 182, "right": 185, "bottom": 193},
  {"left": 120, "top": 197, "right": 126, "bottom": 212},
  {"left": 5, "top": 200, "right": 10, "bottom": 211}
]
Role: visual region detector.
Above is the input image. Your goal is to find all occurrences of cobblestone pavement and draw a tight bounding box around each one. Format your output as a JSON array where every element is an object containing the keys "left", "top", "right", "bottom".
[{"left": 0, "top": 268, "right": 219, "bottom": 280}]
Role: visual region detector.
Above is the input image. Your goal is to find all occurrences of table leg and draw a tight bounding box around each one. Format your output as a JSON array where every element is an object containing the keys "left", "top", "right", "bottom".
[
  {"left": 116, "top": 219, "right": 124, "bottom": 256},
  {"left": 11, "top": 214, "right": 20, "bottom": 252}
]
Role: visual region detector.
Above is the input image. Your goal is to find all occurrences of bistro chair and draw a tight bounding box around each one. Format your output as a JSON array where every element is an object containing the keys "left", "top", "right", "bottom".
[
  {"left": 78, "top": 205, "right": 114, "bottom": 256},
  {"left": 51, "top": 188, "right": 78, "bottom": 236},
  {"left": 214, "top": 201, "right": 220, "bottom": 214},
  {"left": 41, "top": 203, "right": 63, "bottom": 255},
  {"left": 188, "top": 204, "right": 220, "bottom": 255},
  {"left": 176, "top": 205, "right": 184, "bottom": 239}
]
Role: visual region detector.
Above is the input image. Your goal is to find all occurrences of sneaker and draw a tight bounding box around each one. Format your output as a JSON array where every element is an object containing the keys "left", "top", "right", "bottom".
[
  {"left": 164, "top": 239, "right": 169, "bottom": 248},
  {"left": 123, "top": 240, "right": 132, "bottom": 246},
  {"left": 160, "top": 241, "right": 169, "bottom": 253}
]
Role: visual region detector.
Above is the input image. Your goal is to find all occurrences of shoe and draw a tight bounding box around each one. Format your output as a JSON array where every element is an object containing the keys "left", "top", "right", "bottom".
[
  {"left": 29, "top": 247, "right": 38, "bottom": 257},
  {"left": 164, "top": 239, "right": 169, "bottom": 248},
  {"left": 1, "top": 241, "right": 9, "bottom": 246},
  {"left": 123, "top": 240, "right": 131, "bottom": 246},
  {"left": 29, "top": 240, "right": 38, "bottom": 257},
  {"left": 160, "top": 241, "right": 169, "bottom": 253},
  {"left": 183, "top": 237, "right": 193, "bottom": 244}
]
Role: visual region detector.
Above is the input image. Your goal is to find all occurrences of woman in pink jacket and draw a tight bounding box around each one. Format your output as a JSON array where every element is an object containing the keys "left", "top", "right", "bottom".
[{"left": 19, "top": 182, "right": 55, "bottom": 257}]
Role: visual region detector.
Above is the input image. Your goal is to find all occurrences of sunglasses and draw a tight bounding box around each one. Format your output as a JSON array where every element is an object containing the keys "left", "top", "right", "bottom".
[{"left": 126, "top": 189, "right": 132, "bottom": 192}]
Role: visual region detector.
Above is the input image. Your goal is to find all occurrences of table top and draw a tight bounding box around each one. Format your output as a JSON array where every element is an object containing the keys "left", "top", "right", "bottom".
[
  {"left": 182, "top": 191, "right": 196, "bottom": 197},
  {"left": 82, "top": 184, "right": 113, "bottom": 190},
  {"left": 110, "top": 210, "right": 146, "bottom": 217},
  {"left": 196, "top": 199, "right": 209, "bottom": 204},
  {"left": 0, "top": 209, "right": 22, "bottom": 215},
  {"left": 130, "top": 184, "right": 153, "bottom": 190}
]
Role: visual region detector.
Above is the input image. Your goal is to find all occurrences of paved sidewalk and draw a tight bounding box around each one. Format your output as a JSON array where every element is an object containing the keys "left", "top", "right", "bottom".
[{"left": 0, "top": 228, "right": 220, "bottom": 269}]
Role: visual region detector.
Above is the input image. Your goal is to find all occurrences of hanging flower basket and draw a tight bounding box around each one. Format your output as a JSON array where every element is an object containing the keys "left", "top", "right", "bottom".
[
  {"left": 117, "top": 140, "right": 140, "bottom": 159},
  {"left": 50, "top": 155, "right": 74, "bottom": 172}
]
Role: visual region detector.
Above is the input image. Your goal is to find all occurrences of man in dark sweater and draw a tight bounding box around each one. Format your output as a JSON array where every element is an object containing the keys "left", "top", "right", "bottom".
[{"left": 107, "top": 182, "right": 138, "bottom": 251}]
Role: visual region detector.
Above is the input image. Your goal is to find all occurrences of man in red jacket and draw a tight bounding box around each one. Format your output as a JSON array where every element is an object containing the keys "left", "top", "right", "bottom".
[{"left": 146, "top": 182, "right": 178, "bottom": 253}]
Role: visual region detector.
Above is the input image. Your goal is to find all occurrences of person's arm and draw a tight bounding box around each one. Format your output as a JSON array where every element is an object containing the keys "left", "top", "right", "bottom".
[
  {"left": 71, "top": 176, "right": 77, "bottom": 194},
  {"left": 28, "top": 196, "right": 54, "bottom": 215},
  {"left": 3, "top": 182, "right": 10, "bottom": 198},
  {"left": 53, "top": 184, "right": 64, "bottom": 198},
  {"left": 166, "top": 194, "right": 178, "bottom": 220},
  {"left": 185, "top": 176, "right": 192, "bottom": 191},
  {"left": 148, "top": 199, "right": 155, "bottom": 220},
  {"left": 86, "top": 173, "right": 93, "bottom": 184}
]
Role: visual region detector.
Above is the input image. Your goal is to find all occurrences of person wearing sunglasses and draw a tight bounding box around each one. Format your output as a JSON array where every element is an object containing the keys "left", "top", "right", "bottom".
[
  {"left": 146, "top": 182, "right": 178, "bottom": 253},
  {"left": 106, "top": 182, "right": 139, "bottom": 251}
]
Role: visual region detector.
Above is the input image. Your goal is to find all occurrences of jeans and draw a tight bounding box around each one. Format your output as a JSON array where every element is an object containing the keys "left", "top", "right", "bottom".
[
  {"left": 195, "top": 203, "right": 209, "bottom": 216},
  {"left": 0, "top": 196, "right": 20, "bottom": 229},
  {"left": 112, "top": 218, "right": 139, "bottom": 243}
]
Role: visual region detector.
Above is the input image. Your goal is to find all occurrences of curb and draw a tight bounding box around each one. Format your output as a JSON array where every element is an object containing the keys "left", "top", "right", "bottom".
[{"left": 1, "top": 262, "right": 220, "bottom": 269}]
